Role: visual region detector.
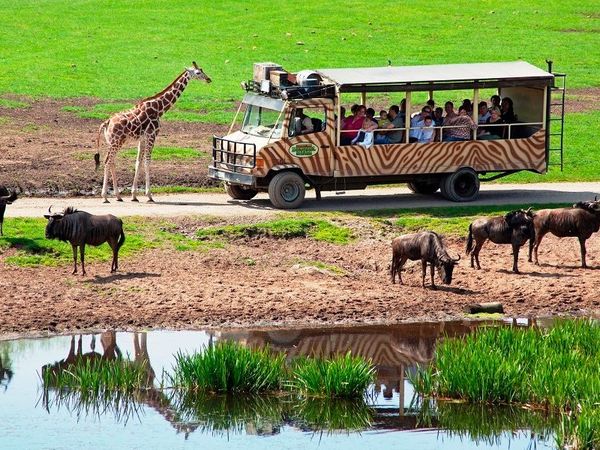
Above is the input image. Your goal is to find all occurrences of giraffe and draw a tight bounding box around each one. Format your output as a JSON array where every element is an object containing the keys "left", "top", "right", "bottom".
[{"left": 95, "top": 62, "right": 211, "bottom": 203}]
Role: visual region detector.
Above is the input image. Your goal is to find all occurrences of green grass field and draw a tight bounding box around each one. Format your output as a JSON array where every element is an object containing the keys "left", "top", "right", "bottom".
[{"left": 1, "top": 0, "right": 598, "bottom": 181}]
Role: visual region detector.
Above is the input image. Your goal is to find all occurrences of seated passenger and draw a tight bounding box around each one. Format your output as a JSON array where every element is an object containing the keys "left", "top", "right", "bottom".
[
  {"left": 378, "top": 110, "right": 390, "bottom": 128},
  {"left": 461, "top": 99, "right": 473, "bottom": 115},
  {"left": 501, "top": 97, "right": 517, "bottom": 123},
  {"left": 478, "top": 101, "right": 491, "bottom": 124},
  {"left": 432, "top": 107, "right": 444, "bottom": 127},
  {"left": 341, "top": 104, "right": 365, "bottom": 145},
  {"left": 374, "top": 105, "right": 404, "bottom": 145},
  {"left": 482, "top": 107, "right": 503, "bottom": 139},
  {"left": 294, "top": 108, "right": 313, "bottom": 135},
  {"left": 490, "top": 95, "right": 501, "bottom": 111},
  {"left": 351, "top": 108, "right": 378, "bottom": 145},
  {"left": 442, "top": 106, "right": 477, "bottom": 142},
  {"left": 417, "top": 116, "right": 435, "bottom": 143},
  {"left": 409, "top": 106, "right": 432, "bottom": 143}
]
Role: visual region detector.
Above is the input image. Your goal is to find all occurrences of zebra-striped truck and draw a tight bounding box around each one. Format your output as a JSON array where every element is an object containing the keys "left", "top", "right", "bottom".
[{"left": 209, "top": 61, "right": 565, "bottom": 209}]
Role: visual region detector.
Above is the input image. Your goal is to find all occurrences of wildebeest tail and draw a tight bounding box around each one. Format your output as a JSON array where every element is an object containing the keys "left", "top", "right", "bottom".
[
  {"left": 95, "top": 120, "right": 109, "bottom": 171},
  {"left": 465, "top": 223, "right": 474, "bottom": 255},
  {"left": 117, "top": 227, "right": 126, "bottom": 251}
]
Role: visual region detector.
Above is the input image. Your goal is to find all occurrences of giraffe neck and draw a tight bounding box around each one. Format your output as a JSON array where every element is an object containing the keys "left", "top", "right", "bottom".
[{"left": 141, "top": 71, "right": 191, "bottom": 118}]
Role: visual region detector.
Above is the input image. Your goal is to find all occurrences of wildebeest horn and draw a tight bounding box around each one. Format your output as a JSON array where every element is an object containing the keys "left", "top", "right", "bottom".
[
  {"left": 48, "top": 205, "right": 53, "bottom": 215},
  {"left": 453, "top": 254, "right": 461, "bottom": 262},
  {"left": 526, "top": 207, "right": 532, "bottom": 213}
]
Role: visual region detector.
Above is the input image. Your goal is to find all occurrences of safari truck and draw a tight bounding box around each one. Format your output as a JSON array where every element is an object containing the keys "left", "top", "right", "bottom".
[{"left": 209, "top": 61, "right": 565, "bottom": 208}]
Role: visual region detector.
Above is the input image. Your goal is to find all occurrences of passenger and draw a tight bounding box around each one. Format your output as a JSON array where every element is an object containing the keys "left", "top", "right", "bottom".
[
  {"left": 426, "top": 99, "right": 435, "bottom": 111},
  {"left": 501, "top": 97, "right": 517, "bottom": 123},
  {"left": 432, "top": 107, "right": 444, "bottom": 127},
  {"left": 484, "top": 107, "right": 503, "bottom": 139},
  {"left": 378, "top": 110, "right": 390, "bottom": 128},
  {"left": 478, "top": 101, "right": 491, "bottom": 124},
  {"left": 461, "top": 99, "right": 473, "bottom": 115},
  {"left": 352, "top": 108, "right": 379, "bottom": 145},
  {"left": 490, "top": 95, "right": 501, "bottom": 111},
  {"left": 444, "top": 101, "right": 457, "bottom": 119},
  {"left": 417, "top": 116, "right": 435, "bottom": 143},
  {"left": 409, "top": 106, "right": 432, "bottom": 143},
  {"left": 294, "top": 108, "right": 313, "bottom": 135},
  {"left": 398, "top": 99, "right": 406, "bottom": 124},
  {"left": 374, "top": 105, "right": 404, "bottom": 144},
  {"left": 341, "top": 104, "right": 366, "bottom": 145},
  {"left": 443, "top": 106, "right": 477, "bottom": 142}
]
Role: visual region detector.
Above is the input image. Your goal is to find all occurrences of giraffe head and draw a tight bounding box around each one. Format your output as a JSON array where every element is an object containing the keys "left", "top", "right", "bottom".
[{"left": 187, "top": 61, "right": 211, "bottom": 83}]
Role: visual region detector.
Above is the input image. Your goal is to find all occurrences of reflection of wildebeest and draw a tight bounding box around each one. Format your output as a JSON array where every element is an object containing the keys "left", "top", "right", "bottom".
[
  {"left": 391, "top": 231, "right": 460, "bottom": 289},
  {"left": 44, "top": 206, "right": 125, "bottom": 275},
  {"left": 465, "top": 209, "right": 534, "bottom": 273},
  {"left": 0, "top": 186, "right": 18, "bottom": 236},
  {"left": 529, "top": 201, "right": 600, "bottom": 268}
]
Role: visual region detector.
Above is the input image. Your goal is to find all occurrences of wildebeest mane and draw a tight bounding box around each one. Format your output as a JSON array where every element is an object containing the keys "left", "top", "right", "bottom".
[
  {"left": 63, "top": 206, "right": 78, "bottom": 215},
  {"left": 430, "top": 232, "right": 452, "bottom": 264},
  {"left": 573, "top": 201, "right": 597, "bottom": 213}
]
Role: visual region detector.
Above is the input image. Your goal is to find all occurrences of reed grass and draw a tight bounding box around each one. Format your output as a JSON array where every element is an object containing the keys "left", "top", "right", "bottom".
[
  {"left": 170, "top": 341, "right": 286, "bottom": 393},
  {"left": 42, "top": 357, "right": 152, "bottom": 394},
  {"left": 412, "top": 319, "right": 600, "bottom": 447},
  {"left": 289, "top": 352, "right": 376, "bottom": 399}
]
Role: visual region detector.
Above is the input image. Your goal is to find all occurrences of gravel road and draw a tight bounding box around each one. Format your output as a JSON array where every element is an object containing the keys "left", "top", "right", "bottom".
[{"left": 6, "top": 182, "right": 600, "bottom": 218}]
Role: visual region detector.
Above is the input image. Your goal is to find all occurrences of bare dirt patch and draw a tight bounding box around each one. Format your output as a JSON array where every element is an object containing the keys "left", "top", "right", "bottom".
[
  {"left": 565, "top": 88, "right": 600, "bottom": 113},
  {"left": 0, "top": 96, "right": 227, "bottom": 196},
  {"left": 1, "top": 223, "right": 599, "bottom": 337}
]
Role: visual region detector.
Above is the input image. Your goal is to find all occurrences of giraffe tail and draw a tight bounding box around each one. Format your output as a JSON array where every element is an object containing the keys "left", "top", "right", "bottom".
[{"left": 95, "top": 120, "right": 109, "bottom": 171}]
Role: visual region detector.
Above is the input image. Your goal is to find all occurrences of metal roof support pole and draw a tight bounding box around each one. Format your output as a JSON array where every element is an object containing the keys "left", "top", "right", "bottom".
[
  {"left": 472, "top": 87, "right": 479, "bottom": 140},
  {"left": 405, "top": 91, "right": 411, "bottom": 143},
  {"left": 336, "top": 88, "right": 341, "bottom": 145},
  {"left": 360, "top": 91, "right": 367, "bottom": 106}
]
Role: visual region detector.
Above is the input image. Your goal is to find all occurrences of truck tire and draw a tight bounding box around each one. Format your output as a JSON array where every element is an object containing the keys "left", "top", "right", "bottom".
[
  {"left": 407, "top": 180, "right": 440, "bottom": 195},
  {"left": 225, "top": 183, "right": 258, "bottom": 200},
  {"left": 268, "top": 171, "right": 306, "bottom": 209},
  {"left": 440, "top": 168, "right": 480, "bottom": 202}
]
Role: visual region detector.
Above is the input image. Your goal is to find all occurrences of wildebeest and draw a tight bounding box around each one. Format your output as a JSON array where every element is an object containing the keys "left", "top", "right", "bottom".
[
  {"left": 390, "top": 231, "right": 460, "bottom": 289},
  {"left": 44, "top": 206, "right": 125, "bottom": 275},
  {"left": 465, "top": 208, "right": 534, "bottom": 273},
  {"left": 528, "top": 200, "right": 600, "bottom": 268},
  {"left": 0, "top": 186, "right": 18, "bottom": 236}
]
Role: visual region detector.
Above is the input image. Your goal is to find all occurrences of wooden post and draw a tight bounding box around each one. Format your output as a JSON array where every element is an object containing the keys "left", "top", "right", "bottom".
[
  {"left": 405, "top": 91, "right": 411, "bottom": 143},
  {"left": 472, "top": 87, "right": 479, "bottom": 140}
]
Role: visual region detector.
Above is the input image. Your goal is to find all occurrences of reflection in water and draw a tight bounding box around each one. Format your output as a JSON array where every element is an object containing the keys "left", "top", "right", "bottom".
[
  {"left": 0, "top": 344, "right": 14, "bottom": 392},
  {"left": 34, "top": 319, "right": 555, "bottom": 446},
  {"left": 416, "top": 400, "right": 556, "bottom": 447}
]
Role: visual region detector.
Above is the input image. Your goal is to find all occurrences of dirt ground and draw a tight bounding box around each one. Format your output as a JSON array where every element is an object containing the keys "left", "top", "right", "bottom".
[
  {"left": 1, "top": 95, "right": 600, "bottom": 338},
  {"left": 0, "top": 96, "right": 228, "bottom": 196},
  {"left": 1, "top": 220, "right": 599, "bottom": 338}
]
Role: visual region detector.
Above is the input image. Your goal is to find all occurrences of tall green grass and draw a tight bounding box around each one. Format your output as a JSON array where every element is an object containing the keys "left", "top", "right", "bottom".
[
  {"left": 170, "top": 341, "right": 286, "bottom": 393},
  {"left": 411, "top": 319, "right": 600, "bottom": 447},
  {"left": 289, "top": 352, "right": 376, "bottom": 399}
]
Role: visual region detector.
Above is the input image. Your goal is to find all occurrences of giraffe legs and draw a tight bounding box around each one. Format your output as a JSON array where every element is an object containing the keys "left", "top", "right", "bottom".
[
  {"left": 101, "top": 143, "right": 123, "bottom": 202},
  {"left": 131, "top": 139, "right": 145, "bottom": 202},
  {"left": 143, "top": 136, "right": 156, "bottom": 202}
]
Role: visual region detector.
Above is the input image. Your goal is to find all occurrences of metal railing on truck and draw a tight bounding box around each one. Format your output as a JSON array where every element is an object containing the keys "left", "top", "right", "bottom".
[{"left": 212, "top": 136, "right": 256, "bottom": 172}]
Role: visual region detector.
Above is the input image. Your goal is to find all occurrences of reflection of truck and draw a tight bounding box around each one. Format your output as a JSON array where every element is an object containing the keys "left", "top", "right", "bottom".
[{"left": 209, "top": 61, "right": 565, "bottom": 209}]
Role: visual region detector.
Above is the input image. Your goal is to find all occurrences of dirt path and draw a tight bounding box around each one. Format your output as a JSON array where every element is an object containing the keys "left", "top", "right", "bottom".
[{"left": 7, "top": 182, "right": 600, "bottom": 218}]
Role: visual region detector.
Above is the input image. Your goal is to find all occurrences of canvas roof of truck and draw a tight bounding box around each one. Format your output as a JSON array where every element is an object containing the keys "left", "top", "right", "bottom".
[{"left": 316, "top": 61, "right": 554, "bottom": 93}]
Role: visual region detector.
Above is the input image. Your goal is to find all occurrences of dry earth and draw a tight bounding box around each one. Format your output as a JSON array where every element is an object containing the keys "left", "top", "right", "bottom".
[
  {"left": 1, "top": 95, "right": 600, "bottom": 338},
  {"left": 1, "top": 220, "right": 599, "bottom": 338}
]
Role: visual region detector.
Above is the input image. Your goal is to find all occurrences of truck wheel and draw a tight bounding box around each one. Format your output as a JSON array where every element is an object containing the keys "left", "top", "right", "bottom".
[
  {"left": 407, "top": 180, "right": 440, "bottom": 195},
  {"left": 440, "top": 168, "right": 480, "bottom": 202},
  {"left": 268, "top": 171, "right": 306, "bottom": 209},
  {"left": 225, "top": 183, "right": 258, "bottom": 200}
]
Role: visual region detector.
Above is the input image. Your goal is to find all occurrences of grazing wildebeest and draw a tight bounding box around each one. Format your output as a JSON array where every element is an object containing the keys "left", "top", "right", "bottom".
[
  {"left": 390, "top": 231, "right": 460, "bottom": 289},
  {"left": 465, "top": 208, "right": 534, "bottom": 273},
  {"left": 0, "top": 186, "right": 18, "bottom": 236},
  {"left": 528, "top": 200, "right": 600, "bottom": 268},
  {"left": 44, "top": 206, "right": 125, "bottom": 275}
]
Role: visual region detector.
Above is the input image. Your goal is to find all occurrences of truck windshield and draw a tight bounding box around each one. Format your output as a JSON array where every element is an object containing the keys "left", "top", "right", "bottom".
[{"left": 241, "top": 104, "right": 283, "bottom": 138}]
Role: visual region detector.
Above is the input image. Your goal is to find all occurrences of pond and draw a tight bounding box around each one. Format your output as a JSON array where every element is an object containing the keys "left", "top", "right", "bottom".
[{"left": 1, "top": 319, "right": 557, "bottom": 449}]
